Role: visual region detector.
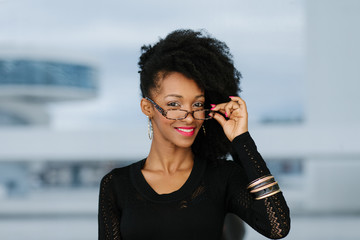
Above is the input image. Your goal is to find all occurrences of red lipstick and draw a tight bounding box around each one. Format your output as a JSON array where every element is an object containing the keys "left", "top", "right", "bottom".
[{"left": 175, "top": 127, "right": 195, "bottom": 136}]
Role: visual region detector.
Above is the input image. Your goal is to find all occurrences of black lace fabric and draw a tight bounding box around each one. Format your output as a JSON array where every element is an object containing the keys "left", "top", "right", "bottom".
[
  {"left": 264, "top": 195, "right": 290, "bottom": 239},
  {"left": 230, "top": 132, "right": 291, "bottom": 239},
  {"left": 98, "top": 132, "right": 290, "bottom": 240},
  {"left": 98, "top": 174, "right": 121, "bottom": 240},
  {"left": 177, "top": 183, "right": 206, "bottom": 209}
]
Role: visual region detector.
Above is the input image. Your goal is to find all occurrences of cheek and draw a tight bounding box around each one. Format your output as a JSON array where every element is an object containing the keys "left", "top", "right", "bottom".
[
  {"left": 162, "top": 118, "right": 176, "bottom": 128},
  {"left": 154, "top": 115, "right": 175, "bottom": 129}
]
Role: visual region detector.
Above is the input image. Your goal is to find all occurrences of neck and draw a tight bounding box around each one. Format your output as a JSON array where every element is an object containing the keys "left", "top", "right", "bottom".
[{"left": 145, "top": 140, "right": 194, "bottom": 174}]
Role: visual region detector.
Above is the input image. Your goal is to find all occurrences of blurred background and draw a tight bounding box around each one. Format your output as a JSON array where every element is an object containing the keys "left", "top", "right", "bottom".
[{"left": 0, "top": 0, "right": 359, "bottom": 239}]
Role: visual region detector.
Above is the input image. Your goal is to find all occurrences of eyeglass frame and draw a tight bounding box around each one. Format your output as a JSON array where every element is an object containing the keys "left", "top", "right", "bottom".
[{"left": 145, "top": 97, "right": 214, "bottom": 120}]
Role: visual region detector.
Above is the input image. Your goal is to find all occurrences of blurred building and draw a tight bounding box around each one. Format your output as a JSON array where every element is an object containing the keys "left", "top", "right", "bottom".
[
  {"left": 0, "top": 55, "right": 97, "bottom": 126},
  {"left": 0, "top": 52, "right": 99, "bottom": 200}
]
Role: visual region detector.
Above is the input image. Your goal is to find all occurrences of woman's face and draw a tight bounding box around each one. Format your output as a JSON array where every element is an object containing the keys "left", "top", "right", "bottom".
[{"left": 150, "top": 72, "right": 205, "bottom": 149}]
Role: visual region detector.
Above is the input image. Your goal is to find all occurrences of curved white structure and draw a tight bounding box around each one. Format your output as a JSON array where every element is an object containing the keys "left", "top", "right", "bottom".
[{"left": 0, "top": 57, "right": 98, "bottom": 125}]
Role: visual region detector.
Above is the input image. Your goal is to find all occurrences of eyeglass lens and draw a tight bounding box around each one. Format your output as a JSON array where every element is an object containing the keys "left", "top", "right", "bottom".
[{"left": 166, "top": 110, "right": 212, "bottom": 120}]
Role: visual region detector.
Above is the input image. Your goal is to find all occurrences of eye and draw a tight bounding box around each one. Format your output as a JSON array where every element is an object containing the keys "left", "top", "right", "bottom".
[
  {"left": 167, "top": 102, "right": 181, "bottom": 107},
  {"left": 193, "top": 102, "right": 204, "bottom": 108}
]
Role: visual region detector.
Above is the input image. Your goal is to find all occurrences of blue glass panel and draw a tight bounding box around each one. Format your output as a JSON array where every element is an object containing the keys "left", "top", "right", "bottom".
[{"left": 0, "top": 59, "right": 97, "bottom": 91}]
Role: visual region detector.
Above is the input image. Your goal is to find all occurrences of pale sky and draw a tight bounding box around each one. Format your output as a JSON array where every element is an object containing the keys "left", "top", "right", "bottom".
[{"left": 0, "top": 0, "right": 305, "bottom": 129}]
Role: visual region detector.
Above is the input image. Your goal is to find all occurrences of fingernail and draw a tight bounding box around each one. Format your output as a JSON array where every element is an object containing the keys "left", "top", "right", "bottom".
[
  {"left": 229, "top": 96, "right": 236, "bottom": 98},
  {"left": 210, "top": 104, "right": 216, "bottom": 107},
  {"left": 225, "top": 112, "right": 228, "bottom": 118},
  {"left": 211, "top": 107, "right": 215, "bottom": 110}
]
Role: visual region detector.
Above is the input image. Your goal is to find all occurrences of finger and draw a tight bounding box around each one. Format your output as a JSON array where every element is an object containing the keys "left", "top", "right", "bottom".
[
  {"left": 229, "top": 96, "right": 248, "bottom": 112},
  {"left": 211, "top": 112, "right": 227, "bottom": 128},
  {"left": 211, "top": 100, "right": 243, "bottom": 118},
  {"left": 210, "top": 103, "right": 228, "bottom": 117},
  {"left": 210, "top": 103, "right": 227, "bottom": 111},
  {"left": 229, "top": 96, "right": 246, "bottom": 106},
  {"left": 229, "top": 108, "right": 243, "bottom": 119},
  {"left": 229, "top": 96, "right": 243, "bottom": 101},
  {"left": 224, "top": 101, "right": 240, "bottom": 118},
  {"left": 227, "top": 97, "right": 248, "bottom": 120}
]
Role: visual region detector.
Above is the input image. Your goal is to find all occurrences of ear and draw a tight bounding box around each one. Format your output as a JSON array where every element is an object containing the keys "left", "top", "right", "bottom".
[{"left": 140, "top": 98, "right": 154, "bottom": 117}]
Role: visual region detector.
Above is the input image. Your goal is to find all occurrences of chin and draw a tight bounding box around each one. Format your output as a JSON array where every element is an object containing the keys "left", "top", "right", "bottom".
[
  {"left": 172, "top": 135, "right": 199, "bottom": 149},
  {"left": 174, "top": 141, "right": 195, "bottom": 149}
]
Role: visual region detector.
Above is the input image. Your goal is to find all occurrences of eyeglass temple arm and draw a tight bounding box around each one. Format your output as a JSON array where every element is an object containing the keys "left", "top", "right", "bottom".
[{"left": 145, "top": 97, "right": 167, "bottom": 116}]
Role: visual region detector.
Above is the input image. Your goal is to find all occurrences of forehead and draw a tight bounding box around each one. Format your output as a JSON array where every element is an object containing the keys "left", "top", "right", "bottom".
[{"left": 155, "top": 72, "right": 203, "bottom": 97}]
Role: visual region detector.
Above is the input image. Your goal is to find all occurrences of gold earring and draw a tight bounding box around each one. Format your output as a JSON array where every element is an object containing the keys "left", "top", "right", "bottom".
[
  {"left": 148, "top": 116, "right": 153, "bottom": 140},
  {"left": 202, "top": 125, "right": 206, "bottom": 136}
]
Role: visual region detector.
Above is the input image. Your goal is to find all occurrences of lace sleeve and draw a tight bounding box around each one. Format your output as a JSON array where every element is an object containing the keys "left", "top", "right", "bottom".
[
  {"left": 98, "top": 172, "right": 122, "bottom": 240},
  {"left": 226, "top": 132, "right": 291, "bottom": 239}
]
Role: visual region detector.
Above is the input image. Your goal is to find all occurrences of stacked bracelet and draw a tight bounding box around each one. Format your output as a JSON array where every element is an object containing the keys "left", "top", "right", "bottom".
[{"left": 247, "top": 175, "right": 281, "bottom": 200}]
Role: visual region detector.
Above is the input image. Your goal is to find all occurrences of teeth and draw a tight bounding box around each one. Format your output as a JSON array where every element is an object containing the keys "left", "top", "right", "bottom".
[{"left": 177, "top": 128, "right": 194, "bottom": 133}]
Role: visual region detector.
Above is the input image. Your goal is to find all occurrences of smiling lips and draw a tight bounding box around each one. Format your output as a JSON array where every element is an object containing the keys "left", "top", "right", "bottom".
[{"left": 175, "top": 127, "right": 196, "bottom": 136}]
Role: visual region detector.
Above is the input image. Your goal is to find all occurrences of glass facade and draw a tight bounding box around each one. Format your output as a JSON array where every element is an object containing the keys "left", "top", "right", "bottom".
[{"left": 0, "top": 59, "right": 97, "bottom": 90}]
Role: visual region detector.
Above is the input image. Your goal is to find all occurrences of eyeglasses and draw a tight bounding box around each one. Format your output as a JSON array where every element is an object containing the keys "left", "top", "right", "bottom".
[{"left": 145, "top": 97, "right": 213, "bottom": 120}]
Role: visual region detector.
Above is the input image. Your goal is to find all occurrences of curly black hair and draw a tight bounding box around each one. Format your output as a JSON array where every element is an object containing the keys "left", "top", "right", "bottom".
[{"left": 138, "top": 29, "right": 242, "bottom": 163}]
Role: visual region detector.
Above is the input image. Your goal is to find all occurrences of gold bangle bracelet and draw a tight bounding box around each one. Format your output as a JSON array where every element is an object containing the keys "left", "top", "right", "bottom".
[
  {"left": 250, "top": 181, "right": 278, "bottom": 193},
  {"left": 250, "top": 178, "right": 276, "bottom": 191},
  {"left": 247, "top": 175, "right": 274, "bottom": 189},
  {"left": 255, "top": 189, "right": 282, "bottom": 200}
]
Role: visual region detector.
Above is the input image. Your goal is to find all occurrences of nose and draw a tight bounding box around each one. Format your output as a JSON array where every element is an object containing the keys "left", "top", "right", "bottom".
[{"left": 182, "top": 109, "right": 195, "bottom": 123}]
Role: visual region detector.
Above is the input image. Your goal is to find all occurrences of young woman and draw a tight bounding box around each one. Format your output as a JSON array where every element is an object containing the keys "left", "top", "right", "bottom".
[{"left": 98, "top": 29, "right": 290, "bottom": 240}]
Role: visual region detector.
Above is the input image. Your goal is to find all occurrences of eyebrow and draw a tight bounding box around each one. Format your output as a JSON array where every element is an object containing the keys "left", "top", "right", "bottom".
[{"left": 164, "top": 94, "right": 205, "bottom": 99}]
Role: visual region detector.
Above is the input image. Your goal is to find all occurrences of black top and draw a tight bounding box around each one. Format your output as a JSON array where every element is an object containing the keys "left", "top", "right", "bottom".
[{"left": 98, "top": 132, "right": 290, "bottom": 240}]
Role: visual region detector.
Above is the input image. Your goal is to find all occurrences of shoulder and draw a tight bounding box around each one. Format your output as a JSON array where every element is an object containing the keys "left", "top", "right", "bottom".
[
  {"left": 213, "top": 158, "right": 243, "bottom": 170},
  {"left": 100, "top": 160, "right": 143, "bottom": 185},
  {"left": 205, "top": 158, "right": 244, "bottom": 179}
]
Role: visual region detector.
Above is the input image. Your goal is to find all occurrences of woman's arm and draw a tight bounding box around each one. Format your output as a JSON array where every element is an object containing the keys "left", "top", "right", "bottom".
[
  {"left": 227, "top": 132, "right": 290, "bottom": 239},
  {"left": 98, "top": 172, "right": 122, "bottom": 240},
  {"left": 211, "top": 96, "right": 290, "bottom": 239}
]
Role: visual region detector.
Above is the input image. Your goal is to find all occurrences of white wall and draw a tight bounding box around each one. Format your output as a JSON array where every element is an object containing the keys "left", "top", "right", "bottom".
[
  {"left": 304, "top": 0, "right": 360, "bottom": 213},
  {"left": 306, "top": 0, "right": 360, "bottom": 126}
]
